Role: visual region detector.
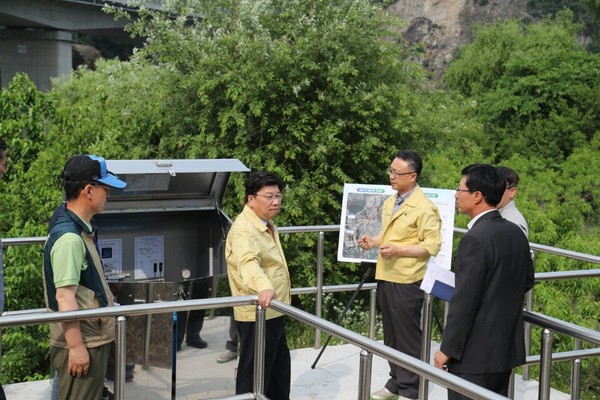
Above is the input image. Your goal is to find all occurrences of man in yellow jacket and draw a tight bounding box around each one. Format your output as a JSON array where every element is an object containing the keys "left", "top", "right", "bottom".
[
  {"left": 359, "top": 150, "right": 442, "bottom": 400},
  {"left": 226, "top": 171, "right": 291, "bottom": 399}
]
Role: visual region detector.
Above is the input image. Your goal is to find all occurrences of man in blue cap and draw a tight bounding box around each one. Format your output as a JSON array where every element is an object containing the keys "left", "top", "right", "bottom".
[{"left": 43, "top": 154, "right": 126, "bottom": 400}]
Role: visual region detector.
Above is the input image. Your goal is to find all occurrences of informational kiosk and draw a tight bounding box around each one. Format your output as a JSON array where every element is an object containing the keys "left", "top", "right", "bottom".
[{"left": 95, "top": 159, "right": 249, "bottom": 367}]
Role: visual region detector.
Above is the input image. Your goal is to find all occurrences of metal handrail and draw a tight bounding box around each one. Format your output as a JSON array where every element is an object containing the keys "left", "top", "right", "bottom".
[
  {"left": 269, "top": 300, "right": 508, "bottom": 400},
  {"left": 0, "top": 295, "right": 507, "bottom": 400},
  {"left": 524, "top": 311, "right": 600, "bottom": 346},
  {"left": 1, "top": 237, "right": 46, "bottom": 246},
  {"left": 3, "top": 225, "right": 600, "bottom": 400},
  {"left": 453, "top": 227, "right": 600, "bottom": 264}
]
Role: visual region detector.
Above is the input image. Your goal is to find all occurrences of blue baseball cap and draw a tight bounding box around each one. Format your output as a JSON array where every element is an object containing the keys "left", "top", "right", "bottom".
[{"left": 62, "top": 154, "right": 127, "bottom": 189}]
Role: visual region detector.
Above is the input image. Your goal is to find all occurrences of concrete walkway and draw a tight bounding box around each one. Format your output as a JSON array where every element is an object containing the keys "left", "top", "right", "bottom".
[{"left": 4, "top": 316, "right": 570, "bottom": 400}]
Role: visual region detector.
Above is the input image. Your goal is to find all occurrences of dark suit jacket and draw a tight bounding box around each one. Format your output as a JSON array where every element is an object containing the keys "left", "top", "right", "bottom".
[{"left": 441, "top": 210, "right": 534, "bottom": 374}]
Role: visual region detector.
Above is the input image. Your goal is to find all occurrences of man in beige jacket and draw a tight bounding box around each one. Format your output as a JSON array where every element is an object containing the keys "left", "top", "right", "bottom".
[
  {"left": 359, "top": 150, "right": 442, "bottom": 400},
  {"left": 226, "top": 171, "right": 291, "bottom": 399}
]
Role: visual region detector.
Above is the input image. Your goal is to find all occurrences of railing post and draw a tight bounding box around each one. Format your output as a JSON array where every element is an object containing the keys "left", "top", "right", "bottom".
[
  {"left": 253, "top": 305, "right": 266, "bottom": 396},
  {"left": 508, "top": 370, "right": 515, "bottom": 399},
  {"left": 571, "top": 339, "right": 582, "bottom": 400},
  {"left": 523, "top": 250, "right": 536, "bottom": 380},
  {"left": 315, "top": 231, "right": 324, "bottom": 349},
  {"left": 539, "top": 328, "right": 554, "bottom": 400},
  {"left": 369, "top": 289, "right": 377, "bottom": 340},
  {"left": 114, "top": 316, "right": 127, "bottom": 400},
  {"left": 143, "top": 284, "right": 153, "bottom": 370},
  {"left": 358, "top": 289, "right": 377, "bottom": 400},
  {"left": 419, "top": 293, "right": 433, "bottom": 400},
  {"left": 358, "top": 350, "right": 373, "bottom": 400}
]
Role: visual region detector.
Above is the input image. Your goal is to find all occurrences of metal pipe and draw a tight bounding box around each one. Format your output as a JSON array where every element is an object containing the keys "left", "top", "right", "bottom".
[
  {"left": 171, "top": 311, "right": 177, "bottom": 400},
  {"left": 508, "top": 371, "right": 515, "bottom": 399},
  {"left": 143, "top": 284, "right": 153, "bottom": 370},
  {"left": 453, "top": 227, "right": 600, "bottom": 264},
  {"left": 292, "top": 282, "right": 377, "bottom": 296},
  {"left": 359, "top": 289, "right": 377, "bottom": 400},
  {"left": 0, "top": 295, "right": 257, "bottom": 328},
  {"left": 571, "top": 339, "right": 582, "bottom": 400},
  {"left": 523, "top": 250, "right": 536, "bottom": 380},
  {"left": 315, "top": 231, "right": 324, "bottom": 349},
  {"left": 1, "top": 236, "right": 46, "bottom": 246},
  {"left": 277, "top": 225, "right": 340, "bottom": 234},
  {"left": 253, "top": 306, "right": 266, "bottom": 396},
  {"left": 369, "top": 289, "right": 376, "bottom": 340},
  {"left": 358, "top": 350, "right": 373, "bottom": 400},
  {"left": 525, "top": 348, "right": 600, "bottom": 365},
  {"left": 419, "top": 294, "right": 433, "bottom": 400},
  {"left": 535, "top": 269, "right": 600, "bottom": 281},
  {"left": 524, "top": 311, "right": 600, "bottom": 346},
  {"left": 114, "top": 316, "right": 127, "bottom": 400},
  {"left": 539, "top": 329, "right": 554, "bottom": 400}
]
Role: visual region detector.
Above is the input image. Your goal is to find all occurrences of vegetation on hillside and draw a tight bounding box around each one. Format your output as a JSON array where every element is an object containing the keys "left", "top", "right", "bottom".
[{"left": 0, "top": 0, "right": 598, "bottom": 396}]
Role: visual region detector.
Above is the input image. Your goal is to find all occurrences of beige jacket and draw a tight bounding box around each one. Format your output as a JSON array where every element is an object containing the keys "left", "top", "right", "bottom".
[
  {"left": 375, "top": 186, "right": 442, "bottom": 283},
  {"left": 226, "top": 205, "right": 291, "bottom": 321}
]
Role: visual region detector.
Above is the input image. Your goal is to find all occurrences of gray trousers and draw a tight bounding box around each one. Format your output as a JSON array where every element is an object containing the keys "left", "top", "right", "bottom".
[{"left": 378, "top": 280, "right": 423, "bottom": 399}]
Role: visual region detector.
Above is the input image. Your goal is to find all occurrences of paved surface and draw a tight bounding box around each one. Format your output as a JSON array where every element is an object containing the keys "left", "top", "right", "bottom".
[{"left": 5, "top": 316, "right": 570, "bottom": 400}]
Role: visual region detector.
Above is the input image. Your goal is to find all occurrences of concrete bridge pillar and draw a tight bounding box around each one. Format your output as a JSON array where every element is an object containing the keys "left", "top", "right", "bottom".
[{"left": 0, "top": 29, "right": 74, "bottom": 91}]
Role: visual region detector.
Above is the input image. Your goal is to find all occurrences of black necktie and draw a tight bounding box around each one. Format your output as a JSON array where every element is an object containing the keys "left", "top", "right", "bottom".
[{"left": 266, "top": 222, "right": 275, "bottom": 239}]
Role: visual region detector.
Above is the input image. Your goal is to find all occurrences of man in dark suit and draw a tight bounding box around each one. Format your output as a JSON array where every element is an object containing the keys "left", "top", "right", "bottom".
[{"left": 434, "top": 164, "right": 534, "bottom": 399}]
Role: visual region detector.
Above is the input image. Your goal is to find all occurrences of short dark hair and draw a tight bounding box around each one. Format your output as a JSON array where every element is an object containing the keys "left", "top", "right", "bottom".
[
  {"left": 496, "top": 166, "right": 519, "bottom": 189},
  {"left": 461, "top": 164, "right": 505, "bottom": 207},
  {"left": 245, "top": 171, "right": 283, "bottom": 200},
  {"left": 395, "top": 149, "right": 422, "bottom": 176},
  {"left": 0, "top": 139, "right": 6, "bottom": 160}
]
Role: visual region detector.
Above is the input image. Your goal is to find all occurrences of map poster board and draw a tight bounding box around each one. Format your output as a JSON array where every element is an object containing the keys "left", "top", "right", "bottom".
[{"left": 337, "top": 183, "right": 456, "bottom": 270}]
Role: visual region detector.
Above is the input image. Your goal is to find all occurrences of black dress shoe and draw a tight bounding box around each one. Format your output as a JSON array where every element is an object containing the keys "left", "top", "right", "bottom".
[
  {"left": 126, "top": 362, "right": 135, "bottom": 373},
  {"left": 186, "top": 338, "right": 208, "bottom": 349},
  {"left": 101, "top": 386, "right": 114, "bottom": 400}
]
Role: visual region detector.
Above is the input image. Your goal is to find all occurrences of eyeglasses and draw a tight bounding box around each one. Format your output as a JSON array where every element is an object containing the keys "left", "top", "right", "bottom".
[
  {"left": 455, "top": 187, "right": 472, "bottom": 193},
  {"left": 91, "top": 183, "right": 111, "bottom": 195},
  {"left": 387, "top": 167, "right": 416, "bottom": 178},
  {"left": 254, "top": 193, "right": 283, "bottom": 202}
]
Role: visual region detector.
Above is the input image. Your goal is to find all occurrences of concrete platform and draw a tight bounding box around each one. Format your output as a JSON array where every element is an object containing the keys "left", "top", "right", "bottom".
[{"left": 4, "top": 316, "right": 570, "bottom": 400}]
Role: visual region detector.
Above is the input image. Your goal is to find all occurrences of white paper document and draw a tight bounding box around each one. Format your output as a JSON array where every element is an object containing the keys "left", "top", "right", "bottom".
[{"left": 420, "top": 263, "right": 455, "bottom": 302}]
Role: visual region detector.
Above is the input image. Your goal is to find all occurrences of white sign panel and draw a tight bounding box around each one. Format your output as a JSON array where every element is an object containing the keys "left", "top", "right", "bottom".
[
  {"left": 134, "top": 235, "right": 165, "bottom": 279},
  {"left": 337, "top": 184, "right": 455, "bottom": 270}
]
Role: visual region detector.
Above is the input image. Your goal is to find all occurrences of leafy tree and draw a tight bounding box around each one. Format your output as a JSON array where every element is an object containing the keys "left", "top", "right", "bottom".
[
  {"left": 443, "top": 12, "right": 600, "bottom": 396},
  {"left": 444, "top": 11, "right": 600, "bottom": 162},
  {"left": 0, "top": 74, "right": 56, "bottom": 382},
  {"left": 66, "top": 0, "right": 444, "bottom": 297}
]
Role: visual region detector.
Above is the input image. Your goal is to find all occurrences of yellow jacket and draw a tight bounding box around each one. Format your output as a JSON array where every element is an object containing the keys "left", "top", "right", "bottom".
[
  {"left": 226, "top": 205, "right": 292, "bottom": 321},
  {"left": 375, "top": 186, "right": 442, "bottom": 283}
]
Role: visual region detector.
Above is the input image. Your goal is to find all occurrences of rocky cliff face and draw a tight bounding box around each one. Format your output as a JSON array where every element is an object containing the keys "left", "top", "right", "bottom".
[{"left": 387, "top": 0, "right": 530, "bottom": 76}]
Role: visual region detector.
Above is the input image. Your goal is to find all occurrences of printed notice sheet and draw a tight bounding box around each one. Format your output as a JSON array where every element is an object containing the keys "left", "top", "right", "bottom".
[{"left": 134, "top": 235, "right": 165, "bottom": 279}]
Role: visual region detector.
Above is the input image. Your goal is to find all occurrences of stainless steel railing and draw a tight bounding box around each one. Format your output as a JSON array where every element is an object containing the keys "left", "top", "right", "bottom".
[
  {"left": 0, "top": 295, "right": 508, "bottom": 400},
  {"left": 3, "top": 225, "right": 600, "bottom": 400}
]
